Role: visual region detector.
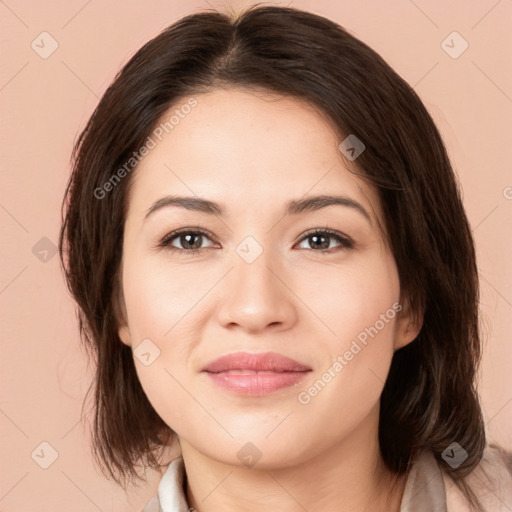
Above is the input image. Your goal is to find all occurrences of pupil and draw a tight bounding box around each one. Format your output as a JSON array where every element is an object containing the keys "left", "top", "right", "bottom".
[
  {"left": 312, "top": 234, "right": 328, "bottom": 249},
  {"left": 184, "top": 234, "right": 200, "bottom": 249}
]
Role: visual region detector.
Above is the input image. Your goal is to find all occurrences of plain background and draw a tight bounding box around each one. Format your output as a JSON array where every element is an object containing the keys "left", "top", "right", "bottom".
[{"left": 1, "top": 1, "right": 511, "bottom": 510}]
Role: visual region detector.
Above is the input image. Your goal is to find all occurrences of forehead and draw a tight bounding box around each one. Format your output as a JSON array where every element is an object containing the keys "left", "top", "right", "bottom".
[{"left": 126, "top": 87, "right": 382, "bottom": 225}]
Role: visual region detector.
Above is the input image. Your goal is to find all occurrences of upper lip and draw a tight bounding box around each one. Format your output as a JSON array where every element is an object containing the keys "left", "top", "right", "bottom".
[{"left": 202, "top": 351, "right": 311, "bottom": 373}]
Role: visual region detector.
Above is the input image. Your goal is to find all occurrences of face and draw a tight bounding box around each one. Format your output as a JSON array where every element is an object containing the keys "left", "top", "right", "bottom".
[{"left": 117, "top": 87, "right": 420, "bottom": 468}]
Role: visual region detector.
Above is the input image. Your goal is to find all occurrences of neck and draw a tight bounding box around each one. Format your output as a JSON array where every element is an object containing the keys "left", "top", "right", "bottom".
[{"left": 179, "top": 405, "right": 407, "bottom": 512}]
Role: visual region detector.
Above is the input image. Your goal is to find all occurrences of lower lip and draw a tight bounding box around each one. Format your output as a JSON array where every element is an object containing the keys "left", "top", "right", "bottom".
[{"left": 204, "top": 370, "right": 310, "bottom": 396}]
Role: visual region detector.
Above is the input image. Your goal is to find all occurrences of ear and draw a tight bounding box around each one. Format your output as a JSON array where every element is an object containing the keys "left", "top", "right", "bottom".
[
  {"left": 394, "top": 295, "right": 424, "bottom": 351},
  {"left": 114, "top": 281, "right": 132, "bottom": 347},
  {"left": 118, "top": 322, "right": 132, "bottom": 347}
]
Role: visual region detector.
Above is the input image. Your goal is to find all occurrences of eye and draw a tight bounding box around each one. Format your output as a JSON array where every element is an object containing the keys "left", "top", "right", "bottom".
[
  {"left": 158, "top": 227, "right": 354, "bottom": 255},
  {"left": 296, "top": 229, "right": 354, "bottom": 253},
  {"left": 159, "top": 228, "right": 216, "bottom": 255}
]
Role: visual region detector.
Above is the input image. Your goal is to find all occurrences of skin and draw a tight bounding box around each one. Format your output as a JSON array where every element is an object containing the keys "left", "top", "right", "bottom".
[{"left": 117, "top": 87, "right": 423, "bottom": 512}]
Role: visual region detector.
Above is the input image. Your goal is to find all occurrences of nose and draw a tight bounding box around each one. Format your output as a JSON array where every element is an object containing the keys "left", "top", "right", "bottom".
[{"left": 215, "top": 250, "right": 298, "bottom": 334}]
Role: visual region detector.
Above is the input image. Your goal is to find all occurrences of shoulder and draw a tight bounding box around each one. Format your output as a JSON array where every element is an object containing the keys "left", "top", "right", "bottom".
[{"left": 442, "top": 443, "right": 512, "bottom": 511}]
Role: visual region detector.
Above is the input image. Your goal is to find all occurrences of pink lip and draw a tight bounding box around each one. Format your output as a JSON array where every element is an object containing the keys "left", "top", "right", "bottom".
[
  {"left": 202, "top": 351, "right": 311, "bottom": 373},
  {"left": 202, "top": 351, "right": 312, "bottom": 396}
]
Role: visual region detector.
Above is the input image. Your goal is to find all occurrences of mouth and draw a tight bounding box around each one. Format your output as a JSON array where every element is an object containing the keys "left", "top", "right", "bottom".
[
  {"left": 201, "top": 351, "right": 312, "bottom": 396},
  {"left": 204, "top": 370, "right": 311, "bottom": 396},
  {"left": 202, "top": 351, "right": 311, "bottom": 373},
  {"left": 212, "top": 369, "right": 298, "bottom": 375}
]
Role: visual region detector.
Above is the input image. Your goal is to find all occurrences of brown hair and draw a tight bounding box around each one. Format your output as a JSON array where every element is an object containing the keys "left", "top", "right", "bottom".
[{"left": 58, "top": 4, "right": 505, "bottom": 510}]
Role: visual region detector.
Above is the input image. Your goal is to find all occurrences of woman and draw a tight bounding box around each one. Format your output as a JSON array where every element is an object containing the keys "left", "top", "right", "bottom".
[{"left": 58, "top": 5, "right": 512, "bottom": 511}]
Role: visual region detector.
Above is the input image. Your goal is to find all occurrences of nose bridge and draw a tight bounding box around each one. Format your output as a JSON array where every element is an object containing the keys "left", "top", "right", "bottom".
[
  {"left": 236, "top": 240, "right": 277, "bottom": 292},
  {"left": 215, "top": 233, "right": 296, "bottom": 331}
]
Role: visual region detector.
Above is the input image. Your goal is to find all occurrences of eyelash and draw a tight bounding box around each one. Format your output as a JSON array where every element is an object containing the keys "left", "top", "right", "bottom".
[{"left": 158, "top": 227, "right": 354, "bottom": 255}]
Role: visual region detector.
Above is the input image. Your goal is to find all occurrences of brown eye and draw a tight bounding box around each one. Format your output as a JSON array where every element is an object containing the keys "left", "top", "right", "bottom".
[
  {"left": 297, "top": 229, "right": 354, "bottom": 253},
  {"left": 158, "top": 227, "right": 354, "bottom": 256},
  {"left": 160, "top": 228, "right": 215, "bottom": 254}
]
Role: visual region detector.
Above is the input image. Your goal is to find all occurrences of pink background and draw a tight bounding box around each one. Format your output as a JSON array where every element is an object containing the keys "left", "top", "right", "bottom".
[{"left": 1, "top": 1, "right": 511, "bottom": 510}]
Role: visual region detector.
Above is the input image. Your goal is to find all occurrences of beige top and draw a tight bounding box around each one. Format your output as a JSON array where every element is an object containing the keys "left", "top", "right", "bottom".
[{"left": 140, "top": 445, "right": 512, "bottom": 511}]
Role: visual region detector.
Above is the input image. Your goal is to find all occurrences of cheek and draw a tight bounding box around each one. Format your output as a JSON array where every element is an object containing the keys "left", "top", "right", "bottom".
[
  {"left": 121, "top": 256, "right": 208, "bottom": 417},
  {"left": 133, "top": 355, "right": 190, "bottom": 430},
  {"left": 296, "top": 249, "right": 400, "bottom": 347},
  {"left": 294, "top": 251, "right": 400, "bottom": 407},
  {"left": 122, "top": 255, "right": 200, "bottom": 341}
]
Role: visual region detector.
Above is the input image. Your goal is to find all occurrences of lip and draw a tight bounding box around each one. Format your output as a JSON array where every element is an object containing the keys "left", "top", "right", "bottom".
[
  {"left": 202, "top": 351, "right": 312, "bottom": 396},
  {"left": 202, "top": 351, "right": 311, "bottom": 373}
]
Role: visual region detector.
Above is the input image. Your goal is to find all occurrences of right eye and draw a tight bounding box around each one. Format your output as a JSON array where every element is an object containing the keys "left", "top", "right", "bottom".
[{"left": 159, "top": 228, "right": 216, "bottom": 255}]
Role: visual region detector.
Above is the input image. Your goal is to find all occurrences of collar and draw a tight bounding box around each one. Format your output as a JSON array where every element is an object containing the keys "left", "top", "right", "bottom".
[{"left": 400, "top": 449, "right": 448, "bottom": 511}]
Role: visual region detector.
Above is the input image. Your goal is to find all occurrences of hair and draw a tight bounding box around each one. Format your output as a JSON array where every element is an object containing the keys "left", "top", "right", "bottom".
[{"left": 58, "top": 4, "right": 510, "bottom": 510}]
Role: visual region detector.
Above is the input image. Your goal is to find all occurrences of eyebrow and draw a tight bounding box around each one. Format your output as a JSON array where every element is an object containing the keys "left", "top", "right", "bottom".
[{"left": 143, "top": 194, "right": 372, "bottom": 225}]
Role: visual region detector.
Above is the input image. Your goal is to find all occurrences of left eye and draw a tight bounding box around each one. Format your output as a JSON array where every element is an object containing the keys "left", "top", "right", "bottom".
[
  {"left": 159, "top": 228, "right": 353, "bottom": 254},
  {"left": 297, "top": 229, "right": 354, "bottom": 252}
]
